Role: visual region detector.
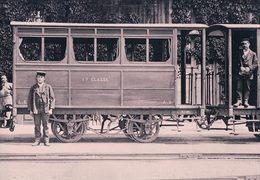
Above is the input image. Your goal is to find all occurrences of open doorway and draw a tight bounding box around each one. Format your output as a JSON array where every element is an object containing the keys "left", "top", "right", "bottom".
[
  {"left": 232, "top": 30, "right": 257, "bottom": 107},
  {"left": 177, "top": 30, "right": 202, "bottom": 105}
]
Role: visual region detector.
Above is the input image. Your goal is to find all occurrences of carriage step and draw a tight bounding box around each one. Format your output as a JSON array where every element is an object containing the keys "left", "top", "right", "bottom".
[
  {"left": 230, "top": 119, "right": 260, "bottom": 122},
  {"left": 207, "top": 128, "right": 233, "bottom": 131},
  {"left": 160, "top": 124, "right": 184, "bottom": 127}
]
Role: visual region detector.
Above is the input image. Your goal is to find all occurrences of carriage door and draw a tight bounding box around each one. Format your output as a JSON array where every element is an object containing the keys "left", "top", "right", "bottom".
[
  {"left": 177, "top": 29, "right": 202, "bottom": 105},
  {"left": 206, "top": 30, "right": 227, "bottom": 106},
  {"left": 232, "top": 30, "right": 257, "bottom": 106}
]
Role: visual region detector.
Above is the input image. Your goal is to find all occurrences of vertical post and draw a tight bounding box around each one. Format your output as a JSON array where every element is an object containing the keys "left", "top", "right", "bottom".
[
  {"left": 120, "top": 29, "right": 124, "bottom": 106},
  {"left": 12, "top": 26, "right": 17, "bottom": 118},
  {"left": 224, "top": 32, "right": 228, "bottom": 106},
  {"left": 206, "top": 68, "right": 209, "bottom": 104},
  {"left": 41, "top": 36, "right": 44, "bottom": 62},
  {"left": 146, "top": 38, "right": 149, "bottom": 63},
  {"left": 94, "top": 28, "right": 97, "bottom": 62},
  {"left": 173, "top": 28, "right": 178, "bottom": 106},
  {"left": 228, "top": 29, "right": 233, "bottom": 117},
  {"left": 211, "top": 71, "right": 214, "bottom": 104},
  {"left": 257, "top": 29, "right": 260, "bottom": 108},
  {"left": 191, "top": 67, "right": 193, "bottom": 104},
  {"left": 181, "top": 32, "right": 187, "bottom": 104},
  {"left": 68, "top": 70, "right": 71, "bottom": 106},
  {"left": 195, "top": 73, "right": 197, "bottom": 104},
  {"left": 121, "top": 71, "right": 124, "bottom": 106},
  {"left": 214, "top": 60, "right": 219, "bottom": 105},
  {"left": 201, "top": 29, "right": 206, "bottom": 115},
  {"left": 68, "top": 28, "right": 71, "bottom": 64}
]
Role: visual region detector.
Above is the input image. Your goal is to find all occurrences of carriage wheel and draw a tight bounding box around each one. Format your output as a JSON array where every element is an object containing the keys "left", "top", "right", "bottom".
[
  {"left": 128, "top": 116, "right": 160, "bottom": 143},
  {"left": 51, "top": 120, "right": 86, "bottom": 143}
]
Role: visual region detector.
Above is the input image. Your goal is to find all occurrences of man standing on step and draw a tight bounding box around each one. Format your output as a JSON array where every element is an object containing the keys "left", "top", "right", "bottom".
[
  {"left": 234, "top": 38, "right": 258, "bottom": 108},
  {"left": 28, "top": 71, "right": 55, "bottom": 146}
]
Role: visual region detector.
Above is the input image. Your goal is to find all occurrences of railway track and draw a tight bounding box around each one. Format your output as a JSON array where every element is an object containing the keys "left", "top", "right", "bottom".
[{"left": 1, "top": 153, "right": 260, "bottom": 161}]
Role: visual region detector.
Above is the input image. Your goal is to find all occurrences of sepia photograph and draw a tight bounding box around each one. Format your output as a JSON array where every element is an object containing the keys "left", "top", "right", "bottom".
[{"left": 0, "top": 0, "right": 260, "bottom": 179}]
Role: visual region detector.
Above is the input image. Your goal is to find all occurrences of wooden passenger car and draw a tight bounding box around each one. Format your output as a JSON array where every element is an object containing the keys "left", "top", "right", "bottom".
[
  {"left": 205, "top": 24, "right": 260, "bottom": 136},
  {"left": 11, "top": 21, "right": 208, "bottom": 142}
]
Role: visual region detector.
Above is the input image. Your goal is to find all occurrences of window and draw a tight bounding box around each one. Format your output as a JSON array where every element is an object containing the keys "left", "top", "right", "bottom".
[
  {"left": 19, "top": 37, "right": 41, "bottom": 61},
  {"left": 19, "top": 37, "right": 66, "bottom": 62},
  {"left": 97, "top": 38, "right": 118, "bottom": 61},
  {"left": 177, "top": 30, "right": 202, "bottom": 65},
  {"left": 125, "top": 38, "right": 146, "bottom": 62},
  {"left": 125, "top": 38, "right": 171, "bottom": 62},
  {"left": 73, "top": 38, "right": 119, "bottom": 62},
  {"left": 44, "top": 37, "right": 66, "bottom": 61},
  {"left": 149, "top": 39, "right": 171, "bottom": 62},
  {"left": 73, "top": 38, "right": 94, "bottom": 61}
]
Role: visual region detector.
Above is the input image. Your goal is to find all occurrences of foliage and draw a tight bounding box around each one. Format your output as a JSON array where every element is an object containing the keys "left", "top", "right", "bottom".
[
  {"left": 172, "top": 0, "right": 258, "bottom": 66},
  {"left": 206, "top": 37, "right": 226, "bottom": 95},
  {"left": 172, "top": 0, "right": 257, "bottom": 24},
  {"left": 206, "top": 37, "right": 225, "bottom": 65},
  {"left": 19, "top": 37, "right": 41, "bottom": 61},
  {"left": 0, "top": 0, "right": 259, "bottom": 80},
  {"left": 173, "top": 0, "right": 259, "bottom": 63},
  {"left": 172, "top": 0, "right": 193, "bottom": 23},
  {"left": 0, "top": 22, "right": 12, "bottom": 80}
]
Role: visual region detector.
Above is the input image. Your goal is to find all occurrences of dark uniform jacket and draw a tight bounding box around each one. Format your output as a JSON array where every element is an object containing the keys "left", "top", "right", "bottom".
[
  {"left": 238, "top": 49, "right": 258, "bottom": 79},
  {"left": 28, "top": 83, "right": 55, "bottom": 114}
]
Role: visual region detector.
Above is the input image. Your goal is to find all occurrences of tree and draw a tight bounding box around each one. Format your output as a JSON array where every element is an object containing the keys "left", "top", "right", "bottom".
[{"left": 0, "top": 0, "right": 259, "bottom": 80}]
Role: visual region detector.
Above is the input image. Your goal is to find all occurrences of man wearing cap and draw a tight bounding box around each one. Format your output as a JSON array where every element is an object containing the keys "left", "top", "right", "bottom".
[
  {"left": 28, "top": 71, "right": 55, "bottom": 146},
  {"left": 234, "top": 38, "right": 258, "bottom": 107}
]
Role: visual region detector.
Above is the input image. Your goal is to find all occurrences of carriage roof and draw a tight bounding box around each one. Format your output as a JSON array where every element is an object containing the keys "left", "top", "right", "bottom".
[
  {"left": 209, "top": 24, "right": 260, "bottom": 30},
  {"left": 10, "top": 21, "right": 208, "bottom": 29}
]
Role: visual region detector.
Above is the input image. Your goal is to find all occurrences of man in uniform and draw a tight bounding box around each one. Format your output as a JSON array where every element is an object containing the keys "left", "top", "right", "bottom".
[
  {"left": 28, "top": 71, "right": 55, "bottom": 146},
  {"left": 234, "top": 38, "right": 258, "bottom": 107}
]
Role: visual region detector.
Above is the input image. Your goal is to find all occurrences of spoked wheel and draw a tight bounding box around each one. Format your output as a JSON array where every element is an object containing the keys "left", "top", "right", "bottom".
[
  {"left": 127, "top": 115, "right": 161, "bottom": 143},
  {"left": 51, "top": 115, "right": 86, "bottom": 143}
]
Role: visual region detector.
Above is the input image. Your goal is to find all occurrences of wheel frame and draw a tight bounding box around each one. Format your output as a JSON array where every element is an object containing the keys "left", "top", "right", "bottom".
[
  {"left": 127, "top": 115, "right": 161, "bottom": 143},
  {"left": 51, "top": 114, "right": 86, "bottom": 143}
]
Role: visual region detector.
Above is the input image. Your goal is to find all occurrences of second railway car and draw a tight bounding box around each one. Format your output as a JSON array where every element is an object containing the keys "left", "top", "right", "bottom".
[
  {"left": 11, "top": 21, "right": 208, "bottom": 142},
  {"left": 203, "top": 24, "right": 260, "bottom": 138}
]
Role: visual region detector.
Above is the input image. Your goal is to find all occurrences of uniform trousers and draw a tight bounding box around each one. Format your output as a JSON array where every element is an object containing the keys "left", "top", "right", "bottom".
[
  {"left": 236, "top": 76, "right": 251, "bottom": 101},
  {"left": 33, "top": 112, "right": 49, "bottom": 140}
]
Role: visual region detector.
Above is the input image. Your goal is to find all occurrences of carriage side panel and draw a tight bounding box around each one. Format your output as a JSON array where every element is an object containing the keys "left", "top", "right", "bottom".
[
  {"left": 15, "top": 69, "right": 69, "bottom": 108},
  {"left": 123, "top": 71, "right": 175, "bottom": 106},
  {"left": 70, "top": 71, "right": 121, "bottom": 106}
]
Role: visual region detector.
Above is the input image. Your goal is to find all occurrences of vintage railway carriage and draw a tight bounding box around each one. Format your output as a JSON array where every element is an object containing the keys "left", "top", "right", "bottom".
[
  {"left": 11, "top": 21, "right": 208, "bottom": 142},
  {"left": 205, "top": 24, "right": 260, "bottom": 137}
]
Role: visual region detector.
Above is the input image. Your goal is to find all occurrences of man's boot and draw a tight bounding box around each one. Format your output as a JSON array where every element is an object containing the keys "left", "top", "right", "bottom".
[
  {"left": 44, "top": 139, "right": 50, "bottom": 146},
  {"left": 233, "top": 100, "right": 242, "bottom": 107},
  {"left": 32, "top": 139, "right": 40, "bottom": 146},
  {"left": 244, "top": 99, "right": 249, "bottom": 108},
  {"left": 5, "top": 120, "right": 11, "bottom": 128}
]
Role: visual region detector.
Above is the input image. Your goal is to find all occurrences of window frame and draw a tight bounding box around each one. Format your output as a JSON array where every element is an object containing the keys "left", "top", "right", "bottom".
[
  {"left": 71, "top": 35, "right": 121, "bottom": 64},
  {"left": 18, "top": 35, "right": 68, "bottom": 63},
  {"left": 72, "top": 37, "right": 95, "bottom": 62},
  {"left": 124, "top": 36, "right": 173, "bottom": 64}
]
